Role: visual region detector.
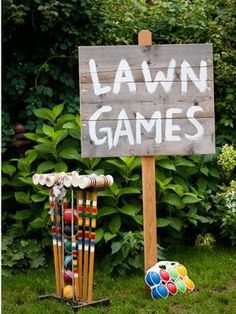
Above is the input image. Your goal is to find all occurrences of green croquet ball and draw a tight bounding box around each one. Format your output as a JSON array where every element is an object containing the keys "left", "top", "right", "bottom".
[{"left": 64, "top": 239, "right": 72, "bottom": 253}]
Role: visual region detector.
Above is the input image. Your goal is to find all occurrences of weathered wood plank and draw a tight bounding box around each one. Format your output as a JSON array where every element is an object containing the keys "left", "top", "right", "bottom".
[
  {"left": 79, "top": 43, "right": 214, "bottom": 157},
  {"left": 81, "top": 100, "right": 214, "bottom": 121},
  {"left": 81, "top": 117, "right": 215, "bottom": 157},
  {"left": 80, "top": 67, "right": 213, "bottom": 84},
  {"left": 80, "top": 81, "right": 214, "bottom": 103},
  {"left": 79, "top": 44, "right": 213, "bottom": 74}
]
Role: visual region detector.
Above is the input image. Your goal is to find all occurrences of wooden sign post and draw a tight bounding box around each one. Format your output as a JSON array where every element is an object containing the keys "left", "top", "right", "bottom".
[
  {"left": 138, "top": 30, "right": 157, "bottom": 272},
  {"left": 79, "top": 31, "right": 215, "bottom": 273}
]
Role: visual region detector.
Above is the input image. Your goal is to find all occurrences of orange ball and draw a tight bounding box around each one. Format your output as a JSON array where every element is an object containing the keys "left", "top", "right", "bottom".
[
  {"left": 183, "top": 277, "right": 195, "bottom": 292},
  {"left": 63, "top": 285, "right": 73, "bottom": 299},
  {"left": 176, "top": 264, "right": 187, "bottom": 278}
]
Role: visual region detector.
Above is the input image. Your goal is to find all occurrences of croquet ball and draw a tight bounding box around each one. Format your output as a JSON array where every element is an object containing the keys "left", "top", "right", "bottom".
[
  {"left": 160, "top": 269, "right": 170, "bottom": 282},
  {"left": 183, "top": 277, "right": 195, "bottom": 292},
  {"left": 64, "top": 209, "right": 78, "bottom": 224},
  {"left": 145, "top": 271, "right": 161, "bottom": 287},
  {"left": 63, "top": 285, "right": 73, "bottom": 299},
  {"left": 176, "top": 264, "right": 187, "bottom": 278},
  {"left": 64, "top": 224, "right": 78, "bottom": 236},
  {"left": 64, "top": 239, "right": 72, "bottom": 253},
  {"left": 64, "top": 269, "right": 73, "bottom": 283},
  {"left": 167, "top": 282, "right": 177, "bottom": 295},
  {"left": 151, "top": 284, "right": 169, "bottom": 299},
  {"left": 175, "top": 279, "right": 186, "bottom": 293},
  {"left": 64, "top": 255, "right": 72, "bottom": 270}
]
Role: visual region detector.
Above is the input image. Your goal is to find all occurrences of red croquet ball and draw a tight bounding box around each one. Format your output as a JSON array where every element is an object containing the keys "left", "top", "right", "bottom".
[
  {"left": 167, "top": 282, "right": 177, "bottom": 295},
  {"left": 64, "top": 209, "right": 78, "bottom": 224},
  {"left": 160, "top": 270, "right": 170, "bottom": 282},
  {"left": 64, "top": 269, "right": 73, "bottom": 283}
]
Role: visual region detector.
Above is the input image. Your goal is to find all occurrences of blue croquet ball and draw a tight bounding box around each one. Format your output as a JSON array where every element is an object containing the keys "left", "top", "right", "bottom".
[
  {"left": 151, "top": 284, "right": 169, "bottom": 299},
  {"left": 64, "top": 255, "right": 72, "bottom": 270},
  {"left": 145, "top": 271, "right": 161, "bottom": 287}
]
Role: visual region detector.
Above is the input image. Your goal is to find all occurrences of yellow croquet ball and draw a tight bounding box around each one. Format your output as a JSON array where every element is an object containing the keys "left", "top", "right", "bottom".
[
  {"left": 183, "top": 277, "right": 195, "bottom": 292},
  {"left": 63, "top": 285, "right": 73, "bottom": 299},
  {"left": 176, "top": 264, "right": 187, "bottom": 278}
]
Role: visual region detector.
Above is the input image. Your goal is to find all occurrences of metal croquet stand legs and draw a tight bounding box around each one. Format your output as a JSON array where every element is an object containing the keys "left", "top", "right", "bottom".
[{"left": 38, "top": 294, "right": 110, "bottom": 311}]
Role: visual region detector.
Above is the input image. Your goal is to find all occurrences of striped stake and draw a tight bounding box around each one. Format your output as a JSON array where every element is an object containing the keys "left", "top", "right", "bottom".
[
  {"left": 77, "top": 190, "right": 84, "bottom": 301},
  {"left": 49, "top": 193, "right": 61, "bottom": 295},
  {"left": 87, "top": 191, "right": 98, "bottom": 302},
  {"left": 83, "top": 191, "right": 91, "bottom": 301},
  {"left": 61, "top": 197, "right": 67, "bottom": 297},
  {"left": 71, "top": 189, "right": 75, "bottom": 300},
  {"left": 56, "top": 202, "right": 63, "bottom": 295}
]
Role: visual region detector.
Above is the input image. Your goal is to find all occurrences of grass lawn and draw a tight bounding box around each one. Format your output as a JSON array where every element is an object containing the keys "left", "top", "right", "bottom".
[{"left": 2, "top": 246, "right": 236, "bottom": 314}]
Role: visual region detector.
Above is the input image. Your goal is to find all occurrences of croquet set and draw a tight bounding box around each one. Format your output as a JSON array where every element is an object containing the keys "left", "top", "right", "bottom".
[{"left": 32, "top": 171, "right": 113, "bottom": 310}]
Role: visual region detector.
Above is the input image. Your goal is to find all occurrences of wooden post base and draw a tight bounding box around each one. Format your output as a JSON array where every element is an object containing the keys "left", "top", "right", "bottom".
[{"left": 38, "top": 294, "right": 110, "bottom": 311}]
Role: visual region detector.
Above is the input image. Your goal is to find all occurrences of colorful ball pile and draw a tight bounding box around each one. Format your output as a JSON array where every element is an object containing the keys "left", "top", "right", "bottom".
[{"left": 145, "top": 261, "right": 195, "bottom": 299}]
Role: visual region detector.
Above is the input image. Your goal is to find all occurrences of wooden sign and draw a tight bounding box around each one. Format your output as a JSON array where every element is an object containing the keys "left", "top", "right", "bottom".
[{"left": 79, "top": 44, "right": 215, "bottom": 157}]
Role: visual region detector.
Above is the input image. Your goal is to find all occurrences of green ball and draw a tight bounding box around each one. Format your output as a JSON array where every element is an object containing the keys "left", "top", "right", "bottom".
[
  {"left": 167, "top": 267, "right": 179, "bottom": 280},
  {"left": 64, "top": 240, "right": 72, "bottom": 253},
  {"left": 175, "top": 279, "right": 186, "bottom": 293}
]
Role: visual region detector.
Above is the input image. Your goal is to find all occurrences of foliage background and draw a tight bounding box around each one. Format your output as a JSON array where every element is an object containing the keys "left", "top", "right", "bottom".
[{"left": 2, "top": 0, "right": 236, "bottom": 274}]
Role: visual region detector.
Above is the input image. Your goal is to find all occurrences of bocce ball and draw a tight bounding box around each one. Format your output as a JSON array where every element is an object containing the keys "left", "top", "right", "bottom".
[
  {"left": 151, "top": 284, "right": 169, "bottom": 299},
  {"left": 159, "top": 269, "right": 170, "bottom": 282},
  {"left": 64, "top": 269, "right": 73, "bottom": 283},
  {"left": 64, "top": 255, "right": 72, "bottom": 270},
  {"left": 63, "top": 209, "right": 78, "bottom": 224},
  {"left": 64, "top": 224, "right": 78, "bottom": 236},
  {"left": 166, "top": 282, "right": 177, "bottom": 295},
  {"left": 183, "top": 277, "right": 195, "bottom": 292},
  {"left": 63, "top": 285, "right": 73, "bottom": 299},
  {"left": 145, "top": 271, "right": 161, "bottom": 286},
  {"left": 175, "top": 279, "right": 186, "bottom": 293},
  {"left": 177, "top": 264, "right": 187, "bottom": 278},
  {"left": 167, "top": 267, "right": 179, "bottom": 281}
]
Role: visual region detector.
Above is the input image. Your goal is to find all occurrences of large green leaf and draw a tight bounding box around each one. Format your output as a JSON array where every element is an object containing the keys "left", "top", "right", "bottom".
[
  {"left": 55, "top": 161, "right": 68, "bottom": 172},
  {"left": 2, "top": 164, "right": 16, "bottom": 176},
  {"left": 98, "top": 206, "right": 118, "bottom": 218},
  {"left": 59, "top": 147, "right": 80, "bottom": 160},
  {"left": 13, "top": 210, "right": 32, "bottom": 220},
  {"left": 95, "top": 228, "right": 104, "bottom": 243},
  {"left": 174, "top": 157, "right": 195, "bottom": 167},
  {"left": 31, "top": 194, "right": 47, "bottom": 202},
  {"left": 182, "top": 193, "right": 202, "bottom": 204},
  {"left": 103, "top": 232, "right": 116, "bottom": 243},
  {"left": 158, "top": 159, "right": 176, "bottom": 171},
  {"left": 161, "top": 191, "right": 184, "bottom": 209},
  {"left": 37, "top": 161, "right": 55, "bottom": 173},
  {"left": 119, "top": 204, "right": 136, "bottom": 216},
  {"left": 52, "top": 104, "right": 64, "bottom": 119},
  {"left": 109, "top": 214, "right": 121, "bottom": 233},
  {"left": 33, "top": 108, "right": 55, "bottom": 123},
  {"left": 15, "top": 191, "right": 31, "bottom": 204},
  {"left": 42, "top": 124, "right": 54, "bottom": 137},
  {"left": 157, "top": 218, "right": 171, "bottom": 227},
  {"left": 111, "top": 242, "right": 122, "bottom": 255},
  {"left": 168, "top": 217, "right": 183, "bottom": 231},
  {"left": 117, "top": 187, "right": 140, "bottom": 198}
]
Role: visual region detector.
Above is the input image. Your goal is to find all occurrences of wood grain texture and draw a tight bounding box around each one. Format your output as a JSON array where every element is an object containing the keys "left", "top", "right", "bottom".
[
  {"left": 81, "top": 117, "right": 215, "bottom": 157},
  {"left": 79, "top": 41, "right": 215, "bottom": 158},
  {"left": 139, "top": 30, "right": 157, "bottom": 273}
]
